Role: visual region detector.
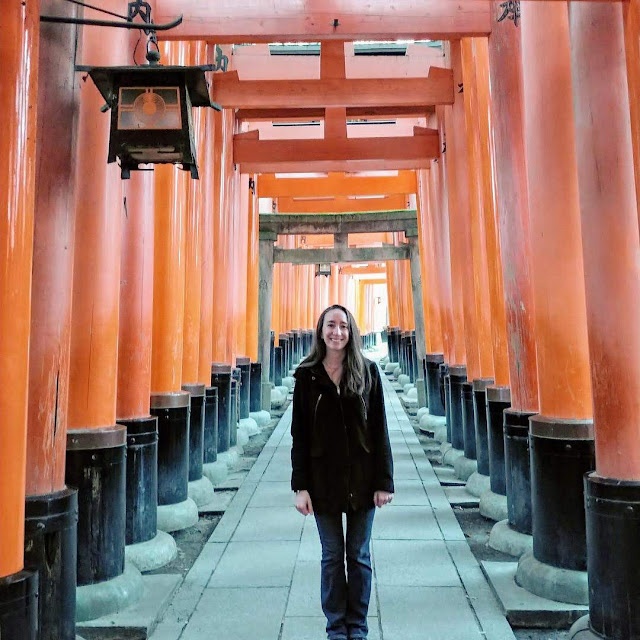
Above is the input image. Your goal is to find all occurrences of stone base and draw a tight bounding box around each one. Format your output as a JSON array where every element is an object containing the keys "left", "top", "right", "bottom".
[
  {"left": 125, "top": 531, "right": 177, "bottom": 572},
  {"left": 77, "top": 574, "right": 181, "bottom": 639},
  {"left": 188, "top": 475, "right": 215, "bottom": 507},
  {"left": 465, "top": 472, "right": 491, "bottom": 497},
  {"left": 384, "top": 362, "right": 399, "bottom": 375},
  {"left": 271, "top": 388, "right": 287, "bottom": 409},
  {"left": 417, "top": 407, "right": 429, "bottom": 420},
  {"left": 249, "top": 410, "right": 271, "bottom": 428},
  {"left": 516, "top": 551, "right": 589, "bottom": 605},
  {"left": 202, "top": 460, "right": 228, "bottom": 486},
  {"left": 398, "top": 374, "right": 411, "bottom": 387},
  {"left": 479, "top": 490, "right": 509, "bottom": 522},
  {"left": 217, "top": 446, "right": 239, "bottom": 469},
  {"left": 481, "top": 561, "right": 588, "bottom": 628},
  {"left": 453, "top": 455, "right": 478, "bottom": 481},
  {"left": 489, "top": 519, "right": 533, "bottom": 558},
  {"left": 442, "top": 446, "right": 465, "bottom": 467},
  {"left": 156, "top": 497, "right": 199, "bottom": 533},
  {"left": 76, "top": 561, "right": 144, "bottom": 622},
  {"left": 404, "top": 384, "right": 416, "bottom": 396},
  {"left": 433, "top": 425, "right": 448, "bottom": 444},
  {"left": 440, "top": 441, "right": 453, "bottom": 456},
  {"left": 416, "top": 378, "right": 427, "bottom": 408},
  {"left": 393, "top": 366, "right": 402, "bottom": 379},
  {"left": 239, "top": 417, "right": 260, "bottom": 436},
  {"left": 281, "top": 376, "right": 295, "bottom": 390},
  {"left": 568, "top": 616, "right": 597, "bottom": 639},
  {"left": 236, "top": 424, "right": 249, "bottom": 450}
]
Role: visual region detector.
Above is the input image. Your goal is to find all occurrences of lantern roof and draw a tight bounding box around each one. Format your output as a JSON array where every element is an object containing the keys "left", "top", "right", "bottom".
[{"left": 87, "top": 65, "right": 215, "bottom": 109}]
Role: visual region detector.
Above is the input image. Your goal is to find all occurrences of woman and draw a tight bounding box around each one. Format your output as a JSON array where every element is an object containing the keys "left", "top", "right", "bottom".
[{"left": 291, "top": 305, "right": 394, "bottom": 640}]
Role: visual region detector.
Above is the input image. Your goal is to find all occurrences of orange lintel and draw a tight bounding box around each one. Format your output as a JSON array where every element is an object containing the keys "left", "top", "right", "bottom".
[
  {"left": 340, "top": 264, "right": 386, "bottom": 276},
  {"left": 156, "top": 0, "right": 492, "bottom": 42},
  {"left": 259, "top": 171, "right": 417, "bottom": 198},
  {"left": 212, "top": 68, "right": 453, "bottom": 110},
  {"left": 236, "top": 106, "right": 436, "bottom": 122},
  {"left": 234, "top": 128, "right": 439, "bottom": 174},
  {"left": 277, "top": 194, "right": 407, "bottom": 214}
]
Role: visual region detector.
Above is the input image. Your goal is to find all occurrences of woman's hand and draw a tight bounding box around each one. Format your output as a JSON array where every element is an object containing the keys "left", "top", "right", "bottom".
[
  {"left": 294, "top": 490, "right": 314, "bottom": 516},
  {"left": 374, "top": 490, "right": 394, "bottom": 508}
]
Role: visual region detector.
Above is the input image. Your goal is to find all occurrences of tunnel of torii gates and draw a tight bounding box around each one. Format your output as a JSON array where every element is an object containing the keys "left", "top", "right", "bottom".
[{"left": 3, "top": 0, "right": 640, "bottom": 638}]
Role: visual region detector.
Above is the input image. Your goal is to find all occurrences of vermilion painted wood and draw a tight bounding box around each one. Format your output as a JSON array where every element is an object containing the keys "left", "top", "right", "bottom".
[
  {"left": 521, "top": 2, "right": 592, "bottom": 419},
  {"left": 462, "top": 38, "right": 494, "bottom": 381},
  {"left": 276, "top": 195, "right": 407, "bottom": 214},
  {"left": 624, "top": 0, "right": 640, "bottom": 228},
  {"left": 0, "top": 0, "right": 38, "bottom": 578},
  {"left": 571, "top": 2, "right": 640, "bottom": 478},
  {"left": 155, "top": 0, "right": 492, "bottom": 42},
  {"left": 246, "top": 174, "right": 260, "bottom": 362},
  {"left": 487, "top": 2, "right": 539, "bottom": 413}
]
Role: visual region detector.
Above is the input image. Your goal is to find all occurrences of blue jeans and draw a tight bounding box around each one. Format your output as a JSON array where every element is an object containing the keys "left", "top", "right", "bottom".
[{"left": 314, "top": 507, "right": 376, "bottom": 640}]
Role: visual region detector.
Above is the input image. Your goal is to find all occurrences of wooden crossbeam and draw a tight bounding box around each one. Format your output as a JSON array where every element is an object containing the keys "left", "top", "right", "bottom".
[
  {"left": 155, "top": 0, "right": 492, "bottom": 42},
  {"left": 213, "top": 68, "right": 453, "bottom": 110},
  {"left": 259, "top": 172, "right": 417, "bottom": 198},
  {"left": 260, "top": 210, "right": 418, "bottom": 235},
  {"left": 340, "top": 264, "right": 387, "bottom": 276},
  {"left": 277, "top": 194, "right": 408, "bottom": 214},
  {"left": 236, "top": 106, "right": 436, "bottom": 122},
  {"left": 274, "top": 245, "right": 409, "bottom": 265},
  {"left": 235, "top": 128, "right": 439, "bottom": 174}
]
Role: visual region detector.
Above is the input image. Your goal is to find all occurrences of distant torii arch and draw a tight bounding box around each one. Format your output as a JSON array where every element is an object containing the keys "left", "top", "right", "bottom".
[{"left": 257, "top": 210, "right": 426, "bottom": 407}]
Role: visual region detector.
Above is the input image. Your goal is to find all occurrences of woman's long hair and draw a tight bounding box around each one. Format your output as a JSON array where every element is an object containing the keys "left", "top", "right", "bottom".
[{"left": 298, "top": 305, "right": 371, "bottom": 396}]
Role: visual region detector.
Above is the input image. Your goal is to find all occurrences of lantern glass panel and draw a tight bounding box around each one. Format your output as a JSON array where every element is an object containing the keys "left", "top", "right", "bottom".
[{"left": 118, "top": 87, "right": 182, "bottom": 130}]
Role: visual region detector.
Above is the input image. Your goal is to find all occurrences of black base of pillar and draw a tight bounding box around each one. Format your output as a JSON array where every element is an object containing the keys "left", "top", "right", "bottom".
[
  {"left": 230, "top": 375, "right": 239, "bottom": 447},
  {"left": 443, "top": 370, "right": 451, "bottom": 443},
  {"left": 182, "top": 384, "right": 205, "bottom": 482},
  {"left": 236, "top": 359, "right": 251, "bottom": 420},
  {"left": 425, "top": 354, "right": 445, "bottom": 416},
  {"left": 24, "top": 487, "right": 78, "bottom": 640},
  {"left": 274, "top": 347, "right": 283, "bottom": 387},
  {"left": 486, "top": 387, "right": 510, "bottom": 496},
  {"left": 530, "top": 416, "right": 595, "bottom": 571},
  {"left": 211, "top": 364, "right": 232, "bottom": 455},
  {"left": 249, "top": 362, "right": 262, "bottom": 413},
  {"left": 118, "top": 415, "right": 158, "bottom": 545},
  {"left": 581, "top": 474, "right": 640, "bottom": 640},
  {"left": 448, "top": 365, "right": 467, "bottom": 451},
  {"left": 461, "top": 381, "right": 476, "bottom": 459},
  {"left": 472, "top": 379, "right": 493, "bottom": 476},
  {"left": 150, "top": 392, "right": 191, "bottom": 507},
  {"left": 504, "top": 409, "right": 535, "bottom": 535},
  {"left": 66, "top": 427, "right": 127, "bottom": 586},
  {"left": 0, "top": 570, "right": 38, "bottom": 640},
  {"left": 203, "top": 386, "right": 219, "bottom": 464}
]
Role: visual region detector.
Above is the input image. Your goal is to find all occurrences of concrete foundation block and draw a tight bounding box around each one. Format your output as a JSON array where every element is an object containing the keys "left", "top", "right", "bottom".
[
  {"left": 433, "top": 425, "right": 448, "bottom": 444},
  {"left": 156, "top": 497, "right": 199, "bottom": 533},
  {"left": 568, "top": 616, "right": 596, "bottom": 639},
  {"left": 282, "top": 376, "right": 295, "bottom": 389},
  {"left": 188, "top": 475, "right": 216, "bottom": 507},
  {"left": 125, "top": 531, "right": 177, "bottom": 573},
  {"left": 236, "top": 424, "right": 249, "bottom": 450},
  {"left": 202, "top": 460, "right": 228, "bottom": 486},
  {"left": 442, "top": 446, "right": 465, "bottom": 467},
  {"left": 76, "top": 561, "right": 144, "bottom": 622},
  {"left": 249, "top": 410, "right": 271, "bottom": 428},
  {"left": 380, "top": 356, "right": 389, "bottom": 366},
  {"left": 465, "top": 472, "right": 491, "bottom": 497},
  {"left": 417, "top": 407, "right": 429, "bottom": 420},
  {"left": 489, "top": 519, "right": 533, "bottom": 558},
  {"left": 384, "top": 362, "right": 398, "bottom": 374},
  {"left": 516, "top": 550, "right": 589, "bottom": 605},
  {"left": 453, "top": 456, "right": 478, "bottom": 481},
  {"left": 393, "top": 366, "right": 402, "bottom": 379},
  {"left": 239, "top": 417, "right": 260, "bottom": 436},
  {"left": 479, "top": 490, "right": 509, "bottom": 522},
  {"left": 398, "top": 374, "right": 411, "bottom": 387},
  {"left": 217, "top": 446, "right": 239, "bottom": 469},
  {"left": 76, "top": 574, "right": 181, "bottom": 639},
  {"left": 271, "top": 388, "right": 286, "bottom": 409},
  {"left": 440, "top": 441, "right": 453, "bottom": 457},
  {"left": 405, "top": 385, "right": 417, "bottom": 398}
]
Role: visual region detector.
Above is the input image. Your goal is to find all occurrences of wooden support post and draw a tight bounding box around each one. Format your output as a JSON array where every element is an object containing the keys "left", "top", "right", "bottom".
[
  {"left": 259, "top": 233, "right": 276, "bottom": 409},
  {"left": 570, "top": 5, "right": 640, "bottom": 636},
  {"left": 515, "top": 1, "right": 593, "bottom": 605},
  {"left": 246, "top": 175, "right": 259, "bottom": 361},
  {"left": 0, "top": 3, "right": 38, "bottom": 621}
]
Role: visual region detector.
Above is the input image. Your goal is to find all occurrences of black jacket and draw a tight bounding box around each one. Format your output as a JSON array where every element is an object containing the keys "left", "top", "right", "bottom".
[{"left": 290, "top": 358, "right": 394, "bottom": 513}]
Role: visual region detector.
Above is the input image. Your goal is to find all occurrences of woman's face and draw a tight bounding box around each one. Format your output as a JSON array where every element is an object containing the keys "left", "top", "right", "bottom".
[{"left": 322, "top": 308, "right": 350, "bottom": 353}]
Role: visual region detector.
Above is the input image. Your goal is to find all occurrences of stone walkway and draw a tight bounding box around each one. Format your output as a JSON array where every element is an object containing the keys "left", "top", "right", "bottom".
[{"left": 150, "top": 367, "right": 516, "bottom": 640}]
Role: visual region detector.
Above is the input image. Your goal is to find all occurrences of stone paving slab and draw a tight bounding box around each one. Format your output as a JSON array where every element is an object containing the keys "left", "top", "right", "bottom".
[
  {"left": 481, "top": 561, "right": 588, "bottom": 628},
  {"left": 149, "top": 361, "right": 516, "bottom": 640},
  {"left": 444, "top": 485, "right": 481, "bottom": 507}
]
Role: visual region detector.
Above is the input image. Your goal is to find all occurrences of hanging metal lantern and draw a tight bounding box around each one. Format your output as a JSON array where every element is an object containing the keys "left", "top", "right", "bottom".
[
  {"left": 316, "top": 263, "right": 332, "bottom": 277},
  {"left": 87, "top": 64, "right": 217, "bottom": 179}
]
